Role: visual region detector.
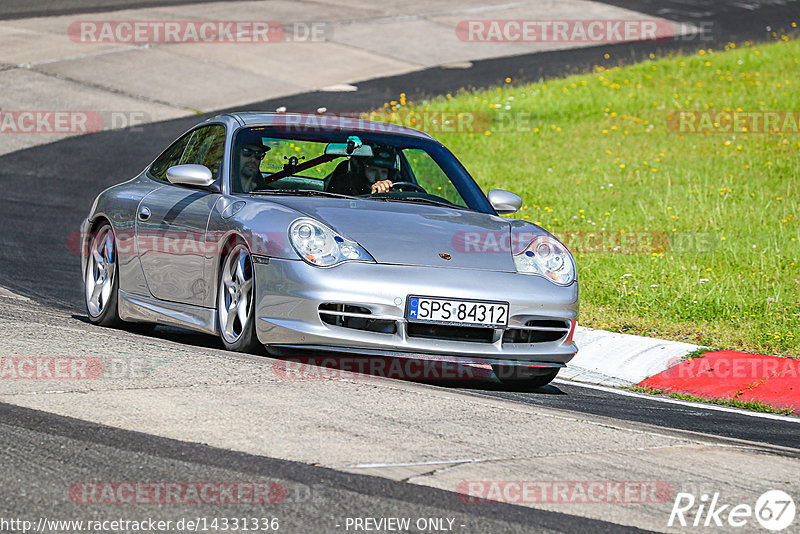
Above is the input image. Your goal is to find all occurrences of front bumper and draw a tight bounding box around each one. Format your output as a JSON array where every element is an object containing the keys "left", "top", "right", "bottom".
[{"left": 254, "top": 258, "right": 578, "bottom": 367}]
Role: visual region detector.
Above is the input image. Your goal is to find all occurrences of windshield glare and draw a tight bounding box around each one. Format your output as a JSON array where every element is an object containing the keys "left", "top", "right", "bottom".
[{"left": 232, "top": 130, "right": 481, "bottom": 211}]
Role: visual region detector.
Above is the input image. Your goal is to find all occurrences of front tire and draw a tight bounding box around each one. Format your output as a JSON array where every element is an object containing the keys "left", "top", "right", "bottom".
[
  {"left": 85, "top": 222, "right": 122, "bottom": 327},
  {"left": 217, "top": 241, "right": 259, "bottom": 352}
]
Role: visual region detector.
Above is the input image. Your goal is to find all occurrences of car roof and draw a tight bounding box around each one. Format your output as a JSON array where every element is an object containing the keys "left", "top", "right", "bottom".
[{"left": 219, "top": 111, "right": 437, "bottom": 141}]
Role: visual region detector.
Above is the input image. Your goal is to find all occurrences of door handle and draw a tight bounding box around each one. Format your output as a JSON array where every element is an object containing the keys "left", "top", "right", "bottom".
[{"left": 138, "top": 206, "right": 151, "bottom": 221}]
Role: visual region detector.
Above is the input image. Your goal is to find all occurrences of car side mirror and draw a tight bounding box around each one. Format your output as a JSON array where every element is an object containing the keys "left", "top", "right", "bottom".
[
  {"left": 487, "top": 189, "right": 522, "bottom": 215},
  {"left": 166, "top": 164, "right": 219, "bottom": 192}
]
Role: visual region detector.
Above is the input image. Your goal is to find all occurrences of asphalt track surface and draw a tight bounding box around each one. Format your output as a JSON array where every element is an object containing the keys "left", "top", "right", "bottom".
[
  {"left": 1, "top": 2, "right": 799, "bottom": 531},
  {"left": 2, "top": 402, "right": 653, "bottom": 534},
  {"left": 464, "top": 381, "right": 800, "bottom": 450},
  {"left": 0, "top": 405, "right": 792, "bottom": 534}
]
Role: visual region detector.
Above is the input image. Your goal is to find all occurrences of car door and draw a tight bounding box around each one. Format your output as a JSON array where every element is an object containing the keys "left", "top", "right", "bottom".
[{"left": 136, "top": 124, "right": 226, "bottom": 306}]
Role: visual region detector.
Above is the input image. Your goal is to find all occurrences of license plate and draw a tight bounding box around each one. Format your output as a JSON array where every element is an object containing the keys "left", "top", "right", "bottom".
[{"left": 407, "top": 296, "right": 508, "bottom": 327}]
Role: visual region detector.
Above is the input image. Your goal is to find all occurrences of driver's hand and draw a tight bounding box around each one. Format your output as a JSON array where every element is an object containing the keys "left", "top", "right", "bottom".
[{"left": 370, "top": 180, "right": 393, "bottom": 194}]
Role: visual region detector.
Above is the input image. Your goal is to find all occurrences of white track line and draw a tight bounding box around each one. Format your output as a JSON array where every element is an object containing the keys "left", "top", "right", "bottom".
[
  {"left": 352, "top": 459, "right": 482, "bottom": 469},
  {"left": 554, "top": 378, "right": 800, "bottom": 424}
]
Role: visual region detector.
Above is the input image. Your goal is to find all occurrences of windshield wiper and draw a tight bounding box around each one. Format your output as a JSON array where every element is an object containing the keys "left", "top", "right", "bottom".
[
  {"left": 250, "top": 189, "right": 472, "bottom": 211},
  {"left": 371, "top": 196, "right": 471, "bottom": 211},
  {"left": 250, "top": 189, "right": 354, "bottom": 199}
]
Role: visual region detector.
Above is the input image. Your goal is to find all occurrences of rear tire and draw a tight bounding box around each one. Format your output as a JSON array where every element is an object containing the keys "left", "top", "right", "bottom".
[
  {"left": 492, "top": 365, "right": 559, "bottom": 388},
  {"left": 217, "top": 241, "right": 260, "bottom": 352}
]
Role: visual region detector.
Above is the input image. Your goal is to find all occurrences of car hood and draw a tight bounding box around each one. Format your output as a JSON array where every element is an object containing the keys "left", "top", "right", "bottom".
[{"left": 266, "top": 196, "right": 530, "bottom": 271}]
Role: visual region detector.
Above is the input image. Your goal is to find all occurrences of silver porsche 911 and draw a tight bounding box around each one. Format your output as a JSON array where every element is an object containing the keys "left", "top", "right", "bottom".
[{"left": 82, "top": 112, "right": 578, "bottom": 386}]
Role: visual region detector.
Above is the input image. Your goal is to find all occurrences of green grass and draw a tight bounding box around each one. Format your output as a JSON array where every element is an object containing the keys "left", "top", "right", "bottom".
[
  {"left": 668, "top": 392, "right": 794, "bottom": 415},
  {"left": 680, "top": 347, "right": 720, "bottom": 360},
  {"left": 381, "top": 38, "right": 800, "bottom": 356},
  {"left": 628, "top": 385, "right": 665, "bottom": 395}
]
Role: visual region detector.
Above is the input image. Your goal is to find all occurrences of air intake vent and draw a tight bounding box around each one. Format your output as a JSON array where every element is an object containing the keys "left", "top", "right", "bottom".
[
  {"left": 318, "top": 303, "right": 397, "bottom": 334},
  {"left": 406, "top": 323, "right": 494, "bottom": 343},
  {"left": 502, "top": 319, "right": 571, "bottom": 344}
]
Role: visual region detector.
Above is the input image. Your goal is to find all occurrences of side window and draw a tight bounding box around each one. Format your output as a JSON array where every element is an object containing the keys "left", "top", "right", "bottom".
[
  {"left": 149, "top": 131, "right": 192, "bottom": 182},
  {"left": 149, "top": 124, "right": 226, "bottom": 182},
  {"left": 180, "top": 125, "right": 226, "bottom": 179}
]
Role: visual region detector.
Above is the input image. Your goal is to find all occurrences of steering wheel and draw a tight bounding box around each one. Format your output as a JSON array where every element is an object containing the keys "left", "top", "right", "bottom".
[{"left": 390, "top": 181, "right": 426, "bottom": 193}]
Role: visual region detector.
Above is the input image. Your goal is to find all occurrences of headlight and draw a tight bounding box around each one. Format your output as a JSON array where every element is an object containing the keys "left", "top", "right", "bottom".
[
  {"left": 513, "top": 235, "right": 576, "bottom": 285},
  {"left": 288, "top": 218, "right": 374, "bottom": 267}
]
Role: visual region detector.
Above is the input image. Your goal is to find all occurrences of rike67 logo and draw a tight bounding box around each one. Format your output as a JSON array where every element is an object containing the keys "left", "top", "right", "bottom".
[{"left": 669, "top": 490, "right": 796, "bottom": 531}]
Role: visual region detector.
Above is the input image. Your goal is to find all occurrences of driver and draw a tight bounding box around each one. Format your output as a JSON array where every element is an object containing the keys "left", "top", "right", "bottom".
[
  {"left": 237, "top": 142, "right": 270, "bottom": 192},
  {"left": 327, "top": 145, "right": 399, "bottom": 195}
]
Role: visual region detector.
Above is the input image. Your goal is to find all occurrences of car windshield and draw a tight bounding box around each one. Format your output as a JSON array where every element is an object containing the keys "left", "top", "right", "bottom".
[{"left": 231, "top": 127, "right": 492, "bottom": 213}]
